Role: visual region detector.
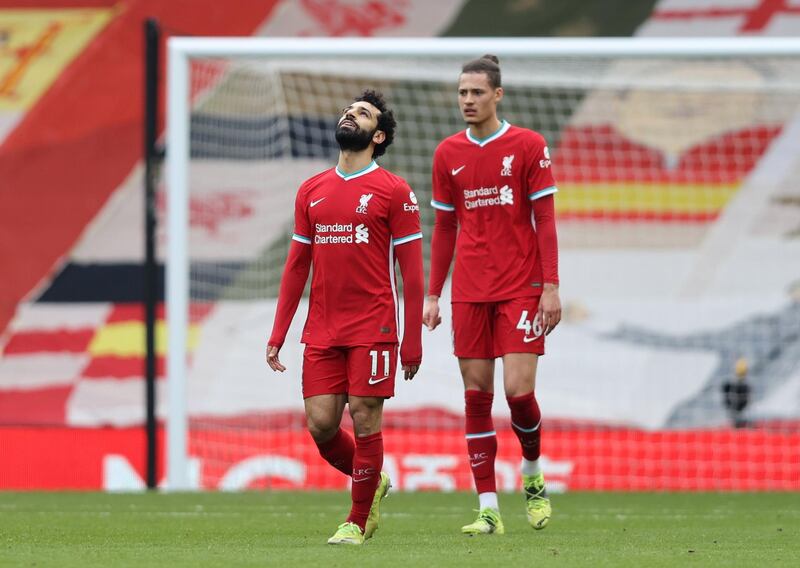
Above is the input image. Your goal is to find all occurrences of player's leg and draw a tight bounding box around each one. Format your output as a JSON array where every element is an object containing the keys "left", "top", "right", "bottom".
[
  {"left": 453, "top": 302, "right": 504, "bottom": 535},
  {"left": 459, "top": 358, "right": 505, "bottom": 535},
  {"left": 461, "top": 358, "right": 499, "bottom": 509},
  {"left": 327, "top": 395, "right": 385, "bottom": 545},
  {"left": 302, "top": 345, "right": 366, "bottom": 545},
  {"left": 304, "top": 394, "right": 350, "bottom": 473},
  {"left": 503, "top": 352, "right": 551, "bottom": 528},
  {"left": 502, "top": 353, "right": 541, "bottom": 464},
  {"left": 328, "top": 344, "right": 395, "bottom": 544},
  {"left": 498, "top": 298, "right": 551, "bottom": 530},
  {"left": 302, "top": 345, "right": 354, "bottom": 477}
]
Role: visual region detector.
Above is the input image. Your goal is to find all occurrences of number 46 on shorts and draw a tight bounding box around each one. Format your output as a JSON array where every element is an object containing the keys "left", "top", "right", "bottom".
[{"left": 517, "top": 310, "right": 543, "bottom": 342}]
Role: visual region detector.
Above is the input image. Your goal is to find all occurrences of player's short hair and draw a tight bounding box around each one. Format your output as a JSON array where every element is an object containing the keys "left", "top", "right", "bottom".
[
  {"left": 354, "top": 89, "right": 396, "bottom": 158},
  {"left": 461, "top": 54, "right": 502, "bottom": 89}
]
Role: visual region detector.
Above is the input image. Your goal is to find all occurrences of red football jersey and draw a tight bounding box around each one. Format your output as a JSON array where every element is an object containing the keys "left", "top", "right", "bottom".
[
  {"left": 292, "top": 161, "right": 422, "bottom": 346},
  {"left": 431, "top": 121, "right": 558, "bottom": 302}
]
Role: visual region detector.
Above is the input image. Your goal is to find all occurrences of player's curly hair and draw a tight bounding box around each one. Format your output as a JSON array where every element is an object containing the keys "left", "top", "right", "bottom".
[
  {"left": 355, "top": 89, "right": 396, "bottom": 158},
  {"left": 461, "top": 54, "right": 502, "bottom": 89}
]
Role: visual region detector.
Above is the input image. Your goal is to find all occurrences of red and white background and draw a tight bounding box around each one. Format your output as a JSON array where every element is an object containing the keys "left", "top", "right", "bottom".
[{"left": 1, "top": 0, "right": 799, "bottom": 491}]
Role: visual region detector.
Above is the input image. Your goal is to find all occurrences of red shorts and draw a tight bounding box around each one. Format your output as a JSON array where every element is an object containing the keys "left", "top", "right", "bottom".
[
  {"left": 452, "top": 297, "right": 545, "bottom": 359},
  {"left": 302, "top": 343, "right": 398, "bottom": 399}
]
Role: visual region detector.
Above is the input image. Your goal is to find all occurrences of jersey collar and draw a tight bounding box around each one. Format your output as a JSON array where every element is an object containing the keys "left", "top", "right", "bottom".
[
  {"left": 466, "top": 120, "right": 510, "bottom": 147},
  {"left": 335, "top": 160, "right": 379, "bottom": 181}
]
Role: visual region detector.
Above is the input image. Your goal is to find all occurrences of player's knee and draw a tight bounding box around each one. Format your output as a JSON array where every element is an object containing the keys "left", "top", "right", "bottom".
[
  {"left": 464, "top": 381, "right": 493, "bottom": 393},
  {"left": 459, "top": 361, "right": 494, "bottom": 391},
  {"left": 504, "top": 373, "right": 535, "bottom": 397},
  {"left": 349, "top": 402, "right": 381, "bottom": 435},
  {"left": 505, "top": 385, "right": 535, "bottom": 398},
  {"left": 462, "top": 373, "right": 493, "bottom": 392},
  {"left": 306, "top": 412, "right": 340, "bottom": 442}
]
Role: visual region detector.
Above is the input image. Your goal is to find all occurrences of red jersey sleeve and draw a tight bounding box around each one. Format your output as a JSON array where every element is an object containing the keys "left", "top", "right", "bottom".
[
  {"left": 388, "top": 180, "right": 424, "bottom": 367},
  {"left": 267, "top": 241, "right": 312, "bottom": 348},
  {"left": 291, "top": 184, "right": 313, "bottom": 244},
  {"left": 268, "top": 186, "right": 313, "bottom": 348},
  {"left": 532, "top": 194, "right": 559, "bottom": 285},
  {"left": 395, "top": 239, "right": 423, "bottom": 367},
  {"left": 526, "top": 133, "right": 558, "bottom": 201},
  {"left": 431, "top": 146, "right": 456, "bottom": 212},
  {"left": 428, "top": 209, "right": 457, "bottom": 297},
  {"left": 388, "top": 180, "right": 423, "bottom": 244},
  {"left": 523, "top": 134, "right": 559, "bottom": 285}
]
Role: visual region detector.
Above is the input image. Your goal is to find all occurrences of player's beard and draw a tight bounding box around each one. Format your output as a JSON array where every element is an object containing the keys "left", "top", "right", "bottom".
[{"left": 335, "top": 123, "right": 376, "bottom": 153}]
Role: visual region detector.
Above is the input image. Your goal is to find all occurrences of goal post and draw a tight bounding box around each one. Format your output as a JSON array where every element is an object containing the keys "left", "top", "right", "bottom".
[{"left": 165, "top": 37, "right": 800, "bottom": 491}]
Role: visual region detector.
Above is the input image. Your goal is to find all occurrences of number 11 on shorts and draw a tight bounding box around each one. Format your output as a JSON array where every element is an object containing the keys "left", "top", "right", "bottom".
[{"left": 369, "top": 350, "right": 390, "bottom": 376}]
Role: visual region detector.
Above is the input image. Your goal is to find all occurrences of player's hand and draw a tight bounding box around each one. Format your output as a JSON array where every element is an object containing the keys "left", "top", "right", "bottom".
[
  {"left": 266, "top": 345, "right": 286, "bottom": 372},
  {"left": 402, "top": 364, "right": 419, "bottom": 381},
  {"left": 538, "top": 284, "right": 562, "bottom": 335},
  {"left": 423, "top": 295, "right": 442, "bottom": 330}
]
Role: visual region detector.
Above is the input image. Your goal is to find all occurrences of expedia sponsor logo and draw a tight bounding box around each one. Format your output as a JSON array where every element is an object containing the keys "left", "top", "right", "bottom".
[
  {"left": 540, "top": 145, "right": 551, "bottom": 168},
  {"left": 463, "top": 185, "right": 514, "bottom": 209},
  {"left": 314, "top": 222, "right": 369, "bottom": 244},
  {"left": 404, "top": 190, "right": 420, "bottom": 212}
]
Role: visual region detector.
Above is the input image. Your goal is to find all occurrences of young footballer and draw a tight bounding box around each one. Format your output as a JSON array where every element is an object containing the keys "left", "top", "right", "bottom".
[{"left": 424, "top": 55, "right": 561, "bottom": 535}]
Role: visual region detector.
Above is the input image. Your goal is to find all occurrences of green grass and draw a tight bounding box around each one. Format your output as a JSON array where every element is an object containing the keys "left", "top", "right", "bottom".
[{"left": 1, "top": 492, "right": 798, "bottom": 567}]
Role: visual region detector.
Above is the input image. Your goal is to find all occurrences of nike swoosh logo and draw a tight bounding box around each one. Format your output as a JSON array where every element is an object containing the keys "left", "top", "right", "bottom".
[
  {"left": 368, "top": 376, "right": 390, "bottom": 385},
  {"left": 471, "top": 460, "right": 487, "bottom": 468},
  {"left": 352, "top": 477, "right": 372, "bottom": 483},
  {"left": 523, "top": 336, "right": 539, "bottom": 343},
  {"left": 451, "top": 165, "right": 466, "bottom": 176},
  {"left": 310, "top": 197, "right": 326, "bottom": 207}
]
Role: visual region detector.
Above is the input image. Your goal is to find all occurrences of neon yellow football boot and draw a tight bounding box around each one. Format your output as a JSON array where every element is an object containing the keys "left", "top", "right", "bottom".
[
  {"left": 461, "top": 508, "right": 505, "bottom": 535},
  {"left": 327, "top": 521, "right": 365, "bottom": 545},
  {"left": 523, "top": 472, "right": 551, "bottom": 530},
  {"left": 364, "top": 471, "right": 391, "bottom": 540}
]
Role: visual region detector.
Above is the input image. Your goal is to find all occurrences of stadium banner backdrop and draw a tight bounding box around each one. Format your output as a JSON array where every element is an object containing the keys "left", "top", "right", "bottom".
[
  {"left": 0, "top": 426, "right": 797, "bottom": 491},
  {"left": 0, "top": 7, "right": 113, "bottom": 138},
  {"left": 0, "top": 0, "right": 285, "bottom": 335},
  {"left": 4, "top": 296, "right": 799, "bottom": 431},
  {"left": 256, "top": 0, "right": 467, "bottom": 37},
  {"left": 3, "top": 1, "right": 800, "bottom": 491}
]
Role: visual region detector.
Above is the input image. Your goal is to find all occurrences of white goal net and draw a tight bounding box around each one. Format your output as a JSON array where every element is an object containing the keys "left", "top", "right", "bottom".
[{"left": 166, "top": 38, "right": 800, "bottom": 491}]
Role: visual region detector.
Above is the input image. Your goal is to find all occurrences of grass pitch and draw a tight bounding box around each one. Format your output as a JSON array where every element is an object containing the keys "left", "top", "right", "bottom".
[{"left": 1, "top": 491, "right": 798, "bottom": 567}]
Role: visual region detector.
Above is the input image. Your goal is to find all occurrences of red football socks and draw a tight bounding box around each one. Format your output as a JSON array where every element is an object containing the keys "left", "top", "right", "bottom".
[
  {"left": 315, "top": 428, "right": 355, "bottom": 476},
  {"left": 346, "top": 432, "right": 383, "bottom": 531},
  {"left": 507, "top": 391, "right": 542, "bottom": 461},
  {"left": 465, "top": 389, "right": 497, "bottom": 494}
]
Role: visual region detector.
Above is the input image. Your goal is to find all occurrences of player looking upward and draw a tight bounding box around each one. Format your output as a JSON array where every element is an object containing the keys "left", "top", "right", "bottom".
[
  {"left": 267, "top": 90, "right": 424, "bottom": 545},
  {"left": 423, "top": 55, "right": 562, "bottom": 535}
]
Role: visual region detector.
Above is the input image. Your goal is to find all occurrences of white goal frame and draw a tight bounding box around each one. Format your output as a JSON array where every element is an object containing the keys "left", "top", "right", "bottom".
[{"left": 165, "top": 36, "right": 800, "bottom": 490}]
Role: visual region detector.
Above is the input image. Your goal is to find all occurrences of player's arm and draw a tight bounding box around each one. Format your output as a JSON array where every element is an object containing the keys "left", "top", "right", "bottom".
[
  {"left": 389, "top": 181, "right": 424, "bottom": 380},
  {"left": 395, "top": 238, "right": 424, "bottom": 380},
  {"left": 266, "top": 240, "right": 311, "bottom": 371},
  {"left": 425, "top": 210, "right": 457, "bottom": 331},
  {"left": 267, "top": 188, "right": 313, "bottom": 372},
  {"left": 425, "top": 147, "right": 457, "bottom": 331},
  {"left": 532, "top": 194, "right": 561, "bottom": 335},
  {"left": 527, "top": 134, "right": 561, "bottom": 335}
]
